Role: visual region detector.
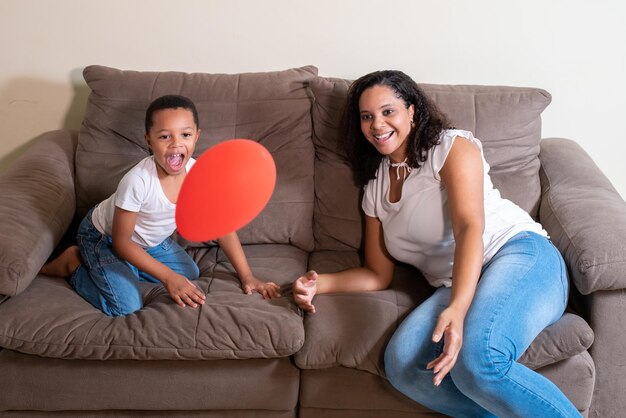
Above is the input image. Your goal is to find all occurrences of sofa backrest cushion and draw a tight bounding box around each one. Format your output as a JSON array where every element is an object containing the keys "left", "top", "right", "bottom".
[
  {"left": 310, "top": 76, "right": 551, "bottom": 251},
  {"left": 76, "top": 65, "right": 318, "bottom": 251},
  {"left": 0, "top": 131, "right": 76, "bottom": 300}
]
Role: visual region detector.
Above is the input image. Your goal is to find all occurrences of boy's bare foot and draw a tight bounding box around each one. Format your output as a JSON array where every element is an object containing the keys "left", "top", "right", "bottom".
[{"left": 40, "top": 246, "right": 82, "bottom": 278}]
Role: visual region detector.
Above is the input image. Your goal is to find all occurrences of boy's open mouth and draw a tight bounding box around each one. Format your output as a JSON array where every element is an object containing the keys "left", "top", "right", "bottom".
[{"left": 167, "top": 153, "right": 184, "bottom": 170}]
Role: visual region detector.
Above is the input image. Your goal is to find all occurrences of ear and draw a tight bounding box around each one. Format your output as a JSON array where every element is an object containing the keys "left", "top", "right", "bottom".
[
  {"left": 145, "top": 133, "right": 153, "bottom": 152},
  {"left": 408, "top": 104, "right": 415, "bottom": 120}
]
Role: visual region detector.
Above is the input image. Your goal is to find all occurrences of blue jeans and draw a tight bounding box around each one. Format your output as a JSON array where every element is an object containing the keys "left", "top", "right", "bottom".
[
  {"left": 384, "top": 232, "right": 580, "bottom": 417},
  {"left": 69, "top": 209, "right": 200, "bottom": 317}
]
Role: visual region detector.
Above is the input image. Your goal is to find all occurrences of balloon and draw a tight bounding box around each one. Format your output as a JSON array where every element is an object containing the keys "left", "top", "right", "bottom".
[{"left": 176, "top": 139, "right": 276, "bottom": 242}]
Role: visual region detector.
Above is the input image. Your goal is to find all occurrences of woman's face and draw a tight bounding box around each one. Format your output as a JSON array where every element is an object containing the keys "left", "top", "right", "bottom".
[{"left": 358, "top": 85, "right": 414, "bottom": 163}]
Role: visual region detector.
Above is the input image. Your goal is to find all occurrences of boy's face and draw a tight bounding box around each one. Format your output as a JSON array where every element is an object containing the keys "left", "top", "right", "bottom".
[{"left": 145, "top": 107, "right": 200, "bottom": 178}]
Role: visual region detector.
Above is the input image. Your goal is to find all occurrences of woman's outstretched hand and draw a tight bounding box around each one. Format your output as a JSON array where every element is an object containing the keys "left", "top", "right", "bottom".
[
  {"left": 292, "top": 270, "right": 318, "bottom": 313},
  {"left": 426, "top": 306, "right": 465, "bottom": 386}
]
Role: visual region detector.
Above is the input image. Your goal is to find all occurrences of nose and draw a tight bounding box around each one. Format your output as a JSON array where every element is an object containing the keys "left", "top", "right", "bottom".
[
  {"left": 372, "top": 115, "right": 386, "bottom": 130},
  {"left": 171, "top": 134, "right": 184, "bottom": 145}
]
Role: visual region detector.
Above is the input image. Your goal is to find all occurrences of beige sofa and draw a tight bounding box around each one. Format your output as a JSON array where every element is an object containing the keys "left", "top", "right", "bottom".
[{"left": 0, "top": 65, "right": 623, "bottom": 417}]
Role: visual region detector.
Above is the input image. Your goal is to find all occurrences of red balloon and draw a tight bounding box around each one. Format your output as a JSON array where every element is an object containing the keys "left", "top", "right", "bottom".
[{"left": 176, "top": 139, "right": 276, "bottom": 242}]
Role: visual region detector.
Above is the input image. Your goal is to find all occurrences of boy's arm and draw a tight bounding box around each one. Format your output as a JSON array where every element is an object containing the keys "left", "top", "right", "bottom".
[
  {"left": 111, "top": 207, "right": 205, "bottom": 308},
  {"left": 217, "top": 231, "right": 280, "bottom": 299}
]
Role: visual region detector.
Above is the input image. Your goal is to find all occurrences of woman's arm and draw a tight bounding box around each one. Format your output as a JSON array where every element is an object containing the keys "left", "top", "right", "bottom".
[
  {"left": 427, "top": 136, "right": 485, "bottom": 385},
  {"left": 293, "top": 215, "right": 395, "bottom": 313},
  {"left": 217, "top": 231, "right": 280, "bottom": 299},
  {"left": 111, "top": 207, "right": 206, "bottom": 308}
]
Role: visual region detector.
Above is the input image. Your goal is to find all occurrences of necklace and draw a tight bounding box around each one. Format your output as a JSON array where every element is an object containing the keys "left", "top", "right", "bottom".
[{"left": 389, "top": 158, "right": 412, "bottom": 181}]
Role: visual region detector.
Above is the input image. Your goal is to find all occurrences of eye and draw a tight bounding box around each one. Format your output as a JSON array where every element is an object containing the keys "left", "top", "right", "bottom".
[
  {"left": 360, "top": 114, "right": 372, "bottom": 121},
  {"left": 158, "top": 134, "right": 170, "bottom": 140},
  {"left": 182, "top": 132, "right": 193, "bottom": 138},
  {"left": 382, "top": 109, "right": 394, "bottom": 116}
]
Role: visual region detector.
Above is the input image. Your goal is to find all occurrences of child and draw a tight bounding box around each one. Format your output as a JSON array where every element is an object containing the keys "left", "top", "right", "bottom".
[{"left": 42, "top": 94, "right": 280, "bottom": 316}]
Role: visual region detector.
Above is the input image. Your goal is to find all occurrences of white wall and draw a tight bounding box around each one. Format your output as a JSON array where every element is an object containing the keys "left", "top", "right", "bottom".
[{"left": 1, "top": 0, "right": 625, "bottom": 197}]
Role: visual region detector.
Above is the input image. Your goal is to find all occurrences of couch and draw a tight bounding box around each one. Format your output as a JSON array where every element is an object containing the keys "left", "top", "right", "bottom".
[{"left": 0, "top": 65, "right": 624, "bottom": 417}]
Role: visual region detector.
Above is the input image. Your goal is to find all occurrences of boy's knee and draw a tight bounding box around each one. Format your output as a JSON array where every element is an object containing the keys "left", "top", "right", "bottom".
[
  {"left": 175, "top": 257, "right": 200, "bottom": 280},
  {"left": 189, "top": 263, "right": 200, "bottom": 280},
  {"left": 105, "top": 295, "right": 143, "bottom": 317}
]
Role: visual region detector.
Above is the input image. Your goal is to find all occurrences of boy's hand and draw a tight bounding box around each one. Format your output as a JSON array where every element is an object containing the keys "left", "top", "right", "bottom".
[
  {"left": 292, "top": 271, "right": 318, "bottom": 313},
  {"left": 163, "top": 273, "right": 206, "bottom": 308},
  {"left": 241, "top": 275, "right": 281, "bottom": 299}
]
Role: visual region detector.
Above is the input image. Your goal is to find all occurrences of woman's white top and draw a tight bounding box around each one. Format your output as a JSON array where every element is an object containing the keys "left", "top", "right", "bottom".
[
  {"left": 91, "top": 156, "right": 195, "bottom": 248},
  {"left": 362, "top": 129, "right": 546, "bottom": 288}
]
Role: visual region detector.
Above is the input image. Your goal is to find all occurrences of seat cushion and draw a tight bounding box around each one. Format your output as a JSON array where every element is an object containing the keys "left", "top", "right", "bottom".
[
  {"left": 0, "top": 244, "right": 306, "bottom": 360},
  {"left": 295, "top": 251, "right": 594, "bottom": 376},
  {"left": 76, "top": 65, "right": 318, "bottom": 251}
]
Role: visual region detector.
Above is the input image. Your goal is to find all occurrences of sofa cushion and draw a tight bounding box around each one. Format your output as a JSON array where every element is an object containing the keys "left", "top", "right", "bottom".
[
  {"left": 295, "top": 251, "right": 594, "bottom": 376},
  {"left": 518, "top": 311, "right": 594, "bottom": 369},
  {"left": 76, "top": 65, "right": 317, "bottom": 252},
  {"left": 309, "top": 76, "right": 551, "bottom": 251},
  {"left": 0, "top": 130, "right": 76, "bottom": 300},
  {"left": 299, "top": 352, "right": 595, "bottom": 416},
  {"left": 540, "top": 138, "right": 626, "bottom": 294},
  {"left": 0, "top": 349, "right": 300, "bottom": 413},
  {"left": 0, "top": 244, "right": 307, "bottom": 360}
]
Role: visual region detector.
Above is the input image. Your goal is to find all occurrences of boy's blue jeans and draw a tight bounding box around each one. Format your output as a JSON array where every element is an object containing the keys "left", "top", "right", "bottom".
[
  {"left": 69, "top": 209, "right": 200, "bottom": 317},
  {"left": 384, "top": 232, "right": 581, "bottom": 417}
]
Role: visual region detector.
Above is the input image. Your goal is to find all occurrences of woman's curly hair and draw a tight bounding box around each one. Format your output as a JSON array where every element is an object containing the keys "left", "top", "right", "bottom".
[{"left": 341, "top": 70, "right": 451, "bottom": 186}]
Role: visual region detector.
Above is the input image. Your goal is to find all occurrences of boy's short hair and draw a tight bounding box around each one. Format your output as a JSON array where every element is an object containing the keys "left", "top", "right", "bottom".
[{"left": 145, "top": 95, "right": 200, "bottom": 133}]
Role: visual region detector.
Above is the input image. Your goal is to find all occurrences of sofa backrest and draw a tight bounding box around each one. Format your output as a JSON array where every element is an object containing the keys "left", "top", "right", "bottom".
[
  {"left": 309, "top": 76, "right": 552, "bottom": 251},
  {"left": 76, "top": 65, "right": 318, "bottom": 252},
  {"left": 75, "top": 66, "right": 551, "bottom": 255}
]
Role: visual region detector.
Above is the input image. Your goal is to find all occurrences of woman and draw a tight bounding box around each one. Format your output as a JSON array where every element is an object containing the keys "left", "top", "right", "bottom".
[{"left": 292, "top": 70, "right": 579, "bottom": 417}]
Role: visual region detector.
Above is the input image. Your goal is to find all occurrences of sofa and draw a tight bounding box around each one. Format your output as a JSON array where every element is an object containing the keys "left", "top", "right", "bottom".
[{"left": 0, "top": 65, "right": 624, "bottom": 417}]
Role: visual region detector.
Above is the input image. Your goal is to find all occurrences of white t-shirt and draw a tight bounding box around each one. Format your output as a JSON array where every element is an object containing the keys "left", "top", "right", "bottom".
[
  {"left": 362, "top": 129, "right": 546, "bottom": 288},
  {"left": 91, "top": 156, "right": 195, "bottom": 248}
]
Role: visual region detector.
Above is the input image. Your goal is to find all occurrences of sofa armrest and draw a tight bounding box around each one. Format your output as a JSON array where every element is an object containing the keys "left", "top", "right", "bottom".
[
  {"left": 0, "top": 130, "right": 77, "bottom": 298},
  {"left": 539, "top": 138, "right": 626, "bottom": 294}
]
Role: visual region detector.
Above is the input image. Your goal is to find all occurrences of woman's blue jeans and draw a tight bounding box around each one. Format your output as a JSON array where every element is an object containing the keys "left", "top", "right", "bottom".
[
  {"left": 69, "top": 209, "right": 200, "bottom": 317},
  {"left": 384, "top": 232, "right": 581, "bottom": 417}
]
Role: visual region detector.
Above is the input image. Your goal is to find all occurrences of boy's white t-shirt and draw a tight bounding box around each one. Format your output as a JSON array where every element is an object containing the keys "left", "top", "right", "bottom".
[
  {"left": 91, "top": 156, "right": 195, "bottom": 248},
  {"left": 362, "top": 129, "right": 546, "bottom": 288}
]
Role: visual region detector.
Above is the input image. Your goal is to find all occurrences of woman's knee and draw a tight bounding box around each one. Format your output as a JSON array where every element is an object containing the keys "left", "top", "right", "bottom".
[
  {"left": 384, "top": 342, "right": 435, "bottom": 401},
  {"left": 383, "top": 337, "right": 405, "bottom": 383},
  {"left": 451, "top": 337, "right": 514, "bottom": 396},
  {"left": 384, "top": 334, "right": 421, "bottom": 386}
]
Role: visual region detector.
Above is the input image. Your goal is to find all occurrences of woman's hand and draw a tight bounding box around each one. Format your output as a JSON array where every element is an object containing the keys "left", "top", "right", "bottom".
[
  {"left": 241, "top": 275, "right": 281, "bottom": 299},
  {"left": 427, "top": 306, "right": 465, "bottom": 386},
  {"left": 162, "top": 273, "right": 206, "bottom": 308},
  {"left": 292, "top": 271, "right": 318, "bottom": 313}
]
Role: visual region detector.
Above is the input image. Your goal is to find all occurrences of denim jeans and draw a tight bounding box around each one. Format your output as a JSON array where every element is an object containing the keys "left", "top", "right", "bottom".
[
  {"left": 384, "top": 232, "right": 580, "bottom": 417},
  {"left": 69, "top": 209, "right": 200, "bottom": 317}
]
